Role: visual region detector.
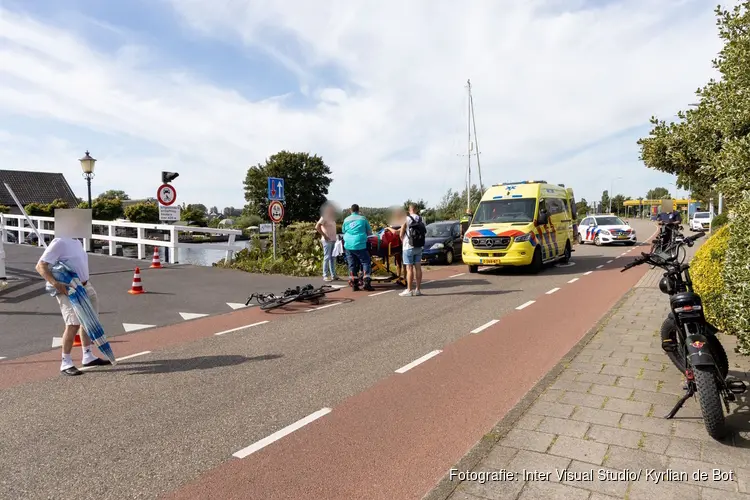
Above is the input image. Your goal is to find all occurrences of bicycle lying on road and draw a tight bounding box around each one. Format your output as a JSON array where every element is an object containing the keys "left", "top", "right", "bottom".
[
  {"left": 621, "top": 231, "right": 745, "bottom": 440},
  {"left": 245, "top": 284, "right": 339, "bottom": 311}
]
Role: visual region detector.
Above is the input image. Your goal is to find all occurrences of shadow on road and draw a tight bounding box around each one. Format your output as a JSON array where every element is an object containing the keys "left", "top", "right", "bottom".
[
  {"left": 112, "top": 354, "right": 283, "bottom": 375},
  {"left": 477, "top": 254, "right": 634, "bottom": 277},
  {"left": 424, "top": 278, "right": 490, "bottom": 289}
]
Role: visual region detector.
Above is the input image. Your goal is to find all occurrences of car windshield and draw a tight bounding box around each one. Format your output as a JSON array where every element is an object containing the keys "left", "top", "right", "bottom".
[
  {"left": 426, "top": 223, "right": 452, "bottom": 237},
  {"left": 473, "top": 199, "right": 536, "bottom": 224},
  {"left": 695, "top": 213, "right": 709, "bottom": 219},
  {"left": 594, "top": 217, "right": 625, "bottom": 226}
]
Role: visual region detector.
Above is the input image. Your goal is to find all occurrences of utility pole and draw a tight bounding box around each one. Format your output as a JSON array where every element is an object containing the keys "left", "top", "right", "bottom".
[{"left": 460, "top": 79, "right": 484, "bottom": 213}]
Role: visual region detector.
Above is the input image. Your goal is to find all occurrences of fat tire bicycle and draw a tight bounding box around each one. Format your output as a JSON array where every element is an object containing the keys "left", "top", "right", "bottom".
[{"left": 245, "top": 284, "right": 340, "bottom": 311}]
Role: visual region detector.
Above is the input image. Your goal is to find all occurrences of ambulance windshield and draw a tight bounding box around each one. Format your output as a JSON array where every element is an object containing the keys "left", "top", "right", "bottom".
[{"left": 473, "top": 199, "right": 536, "bottom": 224}]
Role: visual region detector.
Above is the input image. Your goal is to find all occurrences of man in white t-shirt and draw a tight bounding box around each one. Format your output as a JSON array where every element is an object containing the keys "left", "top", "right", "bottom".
[
  {"left": 36, "top": 238, "right": 111, "bottom": 376},
  {"left": 399, "top": 203, "right": 425, "bottom": 296},
  {"left": 315, "top": 203, "right": 339, "bottom": 281}
]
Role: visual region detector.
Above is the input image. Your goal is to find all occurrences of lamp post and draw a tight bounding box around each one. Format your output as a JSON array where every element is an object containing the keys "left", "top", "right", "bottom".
[
  {"left": 608, "top": 176, "right": 623, "bottom": 213},
  {"left": 79, "top": 151, "right": 97, "bottom": 209}
]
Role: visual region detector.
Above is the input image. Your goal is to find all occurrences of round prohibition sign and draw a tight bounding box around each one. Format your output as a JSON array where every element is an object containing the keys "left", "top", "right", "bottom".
[
  {"left": 268, "top": 200, "right": 284, "bottom": 223},
  {"left": 157, "top": 184, "right": 177, "bottom": 206}
]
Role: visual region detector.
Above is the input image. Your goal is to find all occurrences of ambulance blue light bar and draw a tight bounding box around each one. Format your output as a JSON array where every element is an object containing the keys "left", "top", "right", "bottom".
[{"left": 493, "top": 180, "right": 548, "bottom": 186}]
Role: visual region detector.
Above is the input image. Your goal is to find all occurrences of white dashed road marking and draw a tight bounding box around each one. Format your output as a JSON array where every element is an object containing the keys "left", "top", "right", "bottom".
[
  {"left": 583, "top": 271, "right": 593, "bottom": 276},
  {"left": 122, "top": 323, "right": 156, "bottom": 333},
  {"left": 81, "top": 351, "right": 152, "bottom": 370},
  {"left": 567, "top": 278, "right": 579, "bottom": 283},
  {"left": 516, "top": 300, "right": 535, "bottom": 310},
  {"left": 546, "top": 288, "right": 560, "bottom": 295},
  {"left": 395, "top": 350, "right": 442, "bottom": 373},
  {"left": 214, "top": 321, "right": 270, "bottom": 336},
  {"left": 596, "top": 265, "right": 604, "bottom": 269},
  {"left": 179, "top": 312, "right": 209, "bottom": 320},
  {"left": 471, "top": 320, "right": 499, "bottom": 334},
  {"left": 449, "top": 273, "right": 465, "bottom": 278},
  {"left": 232, "top": 408, "right": 332, "bottom": 459},
  {"left": 307, "top": 302, "right": 342, "bottom": 312},
  {"left": 369, "top": 290, "right": 395, "bottom": 297},
  {"left": 606, "top": 260, "right": 613, "bottom": 264}
]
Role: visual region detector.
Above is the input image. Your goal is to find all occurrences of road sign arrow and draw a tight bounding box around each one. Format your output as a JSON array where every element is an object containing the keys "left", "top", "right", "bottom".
[{"left": 277, "top": 181, "right": 283, "bottom": 197}]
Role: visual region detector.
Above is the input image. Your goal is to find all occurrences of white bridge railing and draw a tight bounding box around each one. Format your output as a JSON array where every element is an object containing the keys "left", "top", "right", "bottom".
[{"left": 0, "top": 214, "right": 243, "bottom": 264}]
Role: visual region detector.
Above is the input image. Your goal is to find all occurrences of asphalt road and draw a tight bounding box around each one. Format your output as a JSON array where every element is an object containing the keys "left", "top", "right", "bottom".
[
  {"left": 0, "top": 219, "right": 658, "bottom": 499},
  {"left": 0, "top": 244, "right": 319, "bottom": 359}
]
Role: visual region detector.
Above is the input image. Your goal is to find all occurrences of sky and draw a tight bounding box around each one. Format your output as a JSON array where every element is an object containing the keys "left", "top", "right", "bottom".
[{"left": 0, "top": 0, "right": 728, "bottom": 211}]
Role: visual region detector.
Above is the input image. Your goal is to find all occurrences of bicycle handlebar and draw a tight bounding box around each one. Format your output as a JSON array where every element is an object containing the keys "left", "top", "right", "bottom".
[{"left": 621, "top": 231, "right": 705, "bottom": 273}]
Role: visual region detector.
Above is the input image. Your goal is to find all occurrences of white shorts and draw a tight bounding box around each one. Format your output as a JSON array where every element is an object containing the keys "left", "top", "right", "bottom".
[{"left": 56, "top": 283, "right": 98, "bottom": 326}]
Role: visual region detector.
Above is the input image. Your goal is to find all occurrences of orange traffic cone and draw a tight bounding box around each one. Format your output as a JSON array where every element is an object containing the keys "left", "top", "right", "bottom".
[
  {"left": 128, "top": 267, "right": 145, "bottom": 294},
  {"left": 73, "top": 334, "right": 82, "bottom": 347},
  {"left": 150, "top": 247, "right": 162, "bottom": 268}
]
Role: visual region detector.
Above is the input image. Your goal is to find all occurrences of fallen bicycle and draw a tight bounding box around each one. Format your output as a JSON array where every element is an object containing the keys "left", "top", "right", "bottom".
[{"left": 245, "top": 284, "right": 339, "bottom": 311}]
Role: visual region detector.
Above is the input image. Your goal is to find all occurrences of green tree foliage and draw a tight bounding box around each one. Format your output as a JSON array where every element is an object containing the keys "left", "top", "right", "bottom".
[
  {"left": 124, "top": 202, "right": 159, "bottom": 223},
  {"left": 600, "top": 190, "right": 610, "bottom": 212},
  {"left": 97, "top": 190, "right": 129, "bottom": 200},
  {"left": 24, "top": 199, "right": 69, "bottom": 216},
  {"left": 91, "top": 198, "right": 124, "bottom": 220},
  {"left": 575, "top": 198, "right": 589, "bottom": 218},
  {"left": 403, "top": 199, "right": 427, "bottom": 212},
  {"left": 646, "top": 187, "right": 671, "bottom": 200},
  {"left": 638, "top": 4, "right": 750, "bottom": 208},
  {"left": 434, "top": 185, "right": 483, "bottom": 221},
  {"left": 243, "top": 151, "right": 332, "bottom": 222},
  {"left": 223, "top": 206, "right": 243, "bottom": 217},
  {"left": 0, "top": 204, "right": 9, "bottom": 214},
  {"left": 724, "top": 197, "right": 750, "bottom": 353},
  {"left": 180, "top": 203, "right": 208, "bottom": 226},
  {"left": 610, "top": 194, "right": 629, "bottom": 215}
]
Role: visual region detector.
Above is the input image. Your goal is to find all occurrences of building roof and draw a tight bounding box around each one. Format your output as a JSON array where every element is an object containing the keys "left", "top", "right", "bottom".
[{"left": 0, "top": 170, "right": 79, "bottom": 209}]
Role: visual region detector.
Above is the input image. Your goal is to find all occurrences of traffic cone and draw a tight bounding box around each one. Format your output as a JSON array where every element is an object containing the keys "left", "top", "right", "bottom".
[
  {"left": 128, "top": 267, "right": 145, "bottom": 294},
  {"left": 150, "top": 247, "right": 162, "bottom": 268},
  {"left": 73, "top": 334, "right": 82, "bottom": 347}
]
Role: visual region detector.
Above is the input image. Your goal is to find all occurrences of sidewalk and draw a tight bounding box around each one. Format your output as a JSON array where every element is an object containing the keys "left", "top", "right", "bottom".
[{"left": 434, "top": 267, "right": 750, "bottom": 500}]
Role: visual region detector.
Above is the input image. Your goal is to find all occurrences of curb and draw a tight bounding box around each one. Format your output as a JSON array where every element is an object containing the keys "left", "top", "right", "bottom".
[{"left": 422, "top": 287, "right": 637, "bottom": 500}]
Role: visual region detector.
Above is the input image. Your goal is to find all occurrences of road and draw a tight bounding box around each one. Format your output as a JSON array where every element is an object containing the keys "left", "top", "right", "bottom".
[{"left": 0, "top": 219, "right": 658, "bottom": 499}]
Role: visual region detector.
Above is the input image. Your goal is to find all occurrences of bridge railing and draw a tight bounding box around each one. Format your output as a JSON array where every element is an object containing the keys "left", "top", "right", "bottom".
[{"left": 0, "top": 214, "right": 243, "bottom": 264}]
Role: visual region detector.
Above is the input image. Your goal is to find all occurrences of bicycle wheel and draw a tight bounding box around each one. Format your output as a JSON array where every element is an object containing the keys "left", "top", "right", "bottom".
[{"left": 260, "top": 294, "right": 299, "bottom": 311}]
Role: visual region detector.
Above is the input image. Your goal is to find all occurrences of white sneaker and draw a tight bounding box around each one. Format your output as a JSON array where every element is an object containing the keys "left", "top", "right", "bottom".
[
  {"left": 399, "top": 290, "right": 413, "bottom": 297},
  {"left": 414, "top": 290, "right": 423, "bottom": 296},
  {"left": 323, "top": 277, "right": 332, "bottom": 282}
]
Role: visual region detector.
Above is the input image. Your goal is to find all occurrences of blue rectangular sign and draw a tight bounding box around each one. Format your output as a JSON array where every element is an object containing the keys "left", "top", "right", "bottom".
[{"left": 267, "top": 177, "right": 285, "bottom": 201}]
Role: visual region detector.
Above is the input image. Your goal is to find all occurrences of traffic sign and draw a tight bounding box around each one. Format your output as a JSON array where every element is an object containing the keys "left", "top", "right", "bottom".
[
  {"left": 259, "top": 223, "right": 273, "bottom": 234},
  {"left": 268, "top": 200, "right": 284, "bottom": 223},
  {"left": 159, "top": 205, "right": 181, "bottom": 221},
  {"left": 267, "top": 177, "right": 285, "bottom": 201},
  {"left": 157, "top": 184, "right": 177, "bottom": 206}
]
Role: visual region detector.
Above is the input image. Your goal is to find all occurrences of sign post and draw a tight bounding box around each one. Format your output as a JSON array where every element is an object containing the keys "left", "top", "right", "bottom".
[{"left": 268, "top": 200, "right": 285, "bottom": 259}]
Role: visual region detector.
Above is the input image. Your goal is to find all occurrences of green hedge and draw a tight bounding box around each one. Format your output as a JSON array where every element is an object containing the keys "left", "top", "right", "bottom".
[
  {"left": 691, "top": 225, "right": 731, "bottom": 332},
  {"left": 724, "top": 198, "right": 750, "bottom": 354},
  {"left": 711, "top": 213, "right": 729, "bottom": 231}
]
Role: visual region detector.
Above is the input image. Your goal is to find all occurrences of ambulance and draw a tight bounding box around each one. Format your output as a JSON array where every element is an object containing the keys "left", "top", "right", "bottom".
[{"left": 461, "top": 180, "right": 577, "bottom": 273}]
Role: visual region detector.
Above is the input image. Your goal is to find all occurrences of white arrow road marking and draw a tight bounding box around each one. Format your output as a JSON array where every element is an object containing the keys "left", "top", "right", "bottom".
[
  {"left": 179, "top": 312, "right": 209, "bottom": 320},
  {"left": 51, "top": 336, "right": 63, "bottom": 348},
  {"left": 227, "top": 302, "right": 249, "bottom": 310},
  {"left": 122, "top": 323, "right": 156, "bottom": 332}
]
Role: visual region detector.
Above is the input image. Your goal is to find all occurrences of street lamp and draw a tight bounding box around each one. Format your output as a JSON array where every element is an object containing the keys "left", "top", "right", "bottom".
[
  {"left": 608, "top": 177, "right": 623, "bottom": 213},
  {"left": 79, "top": 151, "right": 97, "bottom": 209}
]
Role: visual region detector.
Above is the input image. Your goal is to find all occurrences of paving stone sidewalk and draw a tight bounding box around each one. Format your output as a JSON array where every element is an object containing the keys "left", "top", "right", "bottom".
[{"left": 443, "top": 268, "right": 750, "bottom": 500}]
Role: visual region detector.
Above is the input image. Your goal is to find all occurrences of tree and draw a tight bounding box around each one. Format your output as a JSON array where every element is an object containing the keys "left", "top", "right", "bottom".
[
  {"left": 434, "top": 185, "right": 483, "bottom": 221},
  {"left": 243, "top": 151, "right": 332, "bottom": 222},
  {"left": 611, "top": 194, "right": 627, "bottom": 215},
  {"left": 646, "top": 187, "right": 671, "bottom": 200},
  {"left": 600, "top": 190, "right": 610, "bottom": 212},
  {"left": 223, "top": 206, "right": 242, "bottom": 217},
  {"left": 97, "top": 190, "right": 129, "bottom": 200},
  {"left": 92, "top": 198, "right": 124, "bottom": 220},
  {"left": 24, "top": 199, "right": 69, "bottom": 216},
  {"left": 0, "top": 204, "right": 9, "bottom": 214},
  {"left": 209, "top": 206, "right": 219, "bottom": 214},
  {"left": 575, "top": 198, "right": 588, "bottom": 217},
  {"left": 124, "top": 202, "right": 159, "bottom": 223},
  {"left": 180, "top": 203, "right": 208, "bottom": 226},
  {"left": 403, "top": 199, "right": 427, "bottom": 212},
  {"left": 638, "top": 4, "right": 750, "bottom": 208}
]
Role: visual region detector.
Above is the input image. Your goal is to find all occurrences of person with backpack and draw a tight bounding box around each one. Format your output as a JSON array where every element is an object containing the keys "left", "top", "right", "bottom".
[{"left": 399, "top": 203, "right": 426, "bottom": 296}]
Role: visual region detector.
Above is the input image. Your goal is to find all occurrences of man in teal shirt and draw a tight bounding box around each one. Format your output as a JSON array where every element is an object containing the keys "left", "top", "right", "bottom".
[{"left": 342, "top": 204, "right": 374, "bottom": 291}]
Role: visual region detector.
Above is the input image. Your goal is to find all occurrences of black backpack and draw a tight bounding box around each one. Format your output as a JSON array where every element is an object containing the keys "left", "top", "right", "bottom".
[{"left": 407, "top": 215, "right": 426, "bottom": 247}]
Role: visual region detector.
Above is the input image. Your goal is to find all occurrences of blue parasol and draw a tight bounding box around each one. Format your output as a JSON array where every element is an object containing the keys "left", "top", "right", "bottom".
[{"left": 46, "top": 261, "right": 116, "bottom": 364}]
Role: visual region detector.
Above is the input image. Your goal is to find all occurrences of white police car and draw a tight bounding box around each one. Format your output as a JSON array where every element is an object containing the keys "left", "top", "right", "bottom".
[{"left": 577, "top": 215, "right": 637, "bottom": 246}]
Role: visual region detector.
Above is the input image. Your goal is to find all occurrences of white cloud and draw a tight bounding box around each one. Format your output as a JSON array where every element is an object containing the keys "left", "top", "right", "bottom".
[{"left": 0, "top": 1, "right": 724, "bottom": 210}]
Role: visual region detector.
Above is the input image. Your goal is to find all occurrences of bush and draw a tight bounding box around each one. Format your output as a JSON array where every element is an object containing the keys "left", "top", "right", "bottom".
[
  {"left": 691, "top": 225, "right": 731, "bottom": 332},
  {"left": 724, "top": 198, "right": 750, "bottom": 354},
  {"left": 218, "top": 222, "right": 347, "bottom": 277},
  {"left": 124, "top": 202, "right": 159, "bottom": 223},
  {"left": 0, "top": 204, "right": 9, "bottom": 214},
  {"left": 711, "top": 213, "right": 729, "bottom": 231}
]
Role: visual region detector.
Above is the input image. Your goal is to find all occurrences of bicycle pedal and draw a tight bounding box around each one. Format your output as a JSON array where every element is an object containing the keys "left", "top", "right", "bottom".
[{"left": 727, "top": 379, "right": 747, "bottom": 394}]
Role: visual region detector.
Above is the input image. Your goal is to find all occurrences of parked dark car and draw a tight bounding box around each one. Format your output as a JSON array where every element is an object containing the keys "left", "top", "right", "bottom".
[{"left": 421, "top": 220, "right": 462, "bottom": 265}]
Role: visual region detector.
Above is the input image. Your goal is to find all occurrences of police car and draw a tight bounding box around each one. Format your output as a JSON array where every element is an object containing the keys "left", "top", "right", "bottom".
[{"left": 577, "top": 215, "right": 637, "bottom": 246}]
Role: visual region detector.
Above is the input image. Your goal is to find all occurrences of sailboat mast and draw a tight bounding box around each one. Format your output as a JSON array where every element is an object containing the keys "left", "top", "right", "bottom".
[
  {"left": 469, "top": 83, "right": 483, "bottom": 194},
  {"left": 466, "top": 79, "right": 472, "bottom": 213}
]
